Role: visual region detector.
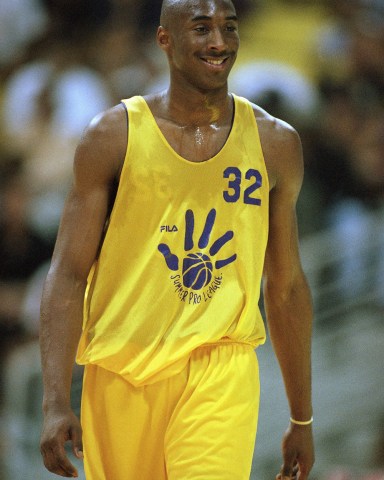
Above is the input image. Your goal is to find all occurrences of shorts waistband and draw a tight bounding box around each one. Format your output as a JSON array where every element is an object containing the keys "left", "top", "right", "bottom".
[{"left": 201, "top": 338, "right": 255, "bottom": 349}]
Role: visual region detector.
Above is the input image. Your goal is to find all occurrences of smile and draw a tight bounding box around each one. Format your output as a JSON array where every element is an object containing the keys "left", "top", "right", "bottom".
[{"left": 201, "top": 57, "right": 229, "bottom": 67}]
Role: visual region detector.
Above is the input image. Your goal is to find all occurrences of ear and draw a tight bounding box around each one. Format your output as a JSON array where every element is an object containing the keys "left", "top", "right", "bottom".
[{"left": 157, "top": 26, "right": 170, "bottom": 51}]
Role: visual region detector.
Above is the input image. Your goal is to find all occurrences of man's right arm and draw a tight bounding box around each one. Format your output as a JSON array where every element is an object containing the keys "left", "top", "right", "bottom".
[{"left": 39, "top": 104, "right": 127, "bottom": 478}]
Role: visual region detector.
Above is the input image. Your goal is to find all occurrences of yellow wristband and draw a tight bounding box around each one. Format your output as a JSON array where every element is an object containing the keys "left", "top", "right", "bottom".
[{"left": 290, "top": 416, "right": 313, "bottom": 426}]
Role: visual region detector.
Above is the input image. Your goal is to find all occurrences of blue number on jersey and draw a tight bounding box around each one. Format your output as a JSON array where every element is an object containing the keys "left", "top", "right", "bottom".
[{"left": 223, "top": 167, "right": 262, "bottom": 205}]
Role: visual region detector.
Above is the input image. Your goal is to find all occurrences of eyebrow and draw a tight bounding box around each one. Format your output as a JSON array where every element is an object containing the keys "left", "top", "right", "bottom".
[{"left": 191, "top": 14, "right": 238, "bottom": 22}]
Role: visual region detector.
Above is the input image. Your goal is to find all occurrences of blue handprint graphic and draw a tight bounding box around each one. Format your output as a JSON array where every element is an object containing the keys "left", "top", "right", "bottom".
[{"left": 158, "top": 209, "right": 237, "bottom": 290}]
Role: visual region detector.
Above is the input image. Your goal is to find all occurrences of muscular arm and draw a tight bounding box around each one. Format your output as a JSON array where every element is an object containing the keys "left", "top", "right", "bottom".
[
  {"left": 40, "top": 104, "right": 127, "bottom": 478},
  {"left": 258, "top": 112, "right": 314, "bottom": 479}
]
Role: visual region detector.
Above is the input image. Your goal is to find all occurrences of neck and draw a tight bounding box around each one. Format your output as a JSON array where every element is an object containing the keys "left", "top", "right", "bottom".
[{"left": 160, "top": 82, "right": 232, "bottom": 127}]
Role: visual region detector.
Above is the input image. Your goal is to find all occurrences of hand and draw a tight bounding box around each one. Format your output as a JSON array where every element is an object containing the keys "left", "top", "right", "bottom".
[
  {"left": 40, "top": 406, "right": 83, "bottom": 478},
  {"left": 158, "top": 208, "right": 237, "bottom": 290},
  {"left": 276, "top": 422, "right": 314, "bottom": 480}
]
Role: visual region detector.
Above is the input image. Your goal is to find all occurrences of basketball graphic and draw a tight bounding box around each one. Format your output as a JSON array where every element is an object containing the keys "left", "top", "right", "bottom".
[
  {"left": 182, "top": 253, "right": 213, "bottom": 290},
  {"left": 158, "top": 208, "right": 237, "bottom": 296}
]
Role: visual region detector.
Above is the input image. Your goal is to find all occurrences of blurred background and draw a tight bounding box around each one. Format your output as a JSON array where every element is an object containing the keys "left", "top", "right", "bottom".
[{"left": 0, "top": 0, "right": 383, "bottom": 478}]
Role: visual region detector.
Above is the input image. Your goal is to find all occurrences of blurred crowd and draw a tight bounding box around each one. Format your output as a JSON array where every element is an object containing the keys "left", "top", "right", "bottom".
[{"left": 0, "top": 0, "right": 383, "bottom": 476}]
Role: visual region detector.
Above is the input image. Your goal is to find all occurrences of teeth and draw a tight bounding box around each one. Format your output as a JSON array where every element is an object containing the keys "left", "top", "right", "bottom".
[{"left": 205, "top": 58, "right": 225, "bottom": 65}]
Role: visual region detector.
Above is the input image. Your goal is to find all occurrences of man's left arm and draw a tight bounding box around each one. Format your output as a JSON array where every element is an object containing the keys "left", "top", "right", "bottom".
[{"left": 261, "top": 120, "right": 315, "bottom": 479}]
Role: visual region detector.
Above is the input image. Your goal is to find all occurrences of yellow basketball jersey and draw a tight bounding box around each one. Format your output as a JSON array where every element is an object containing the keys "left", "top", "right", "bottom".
[{"left": 76, "top": 95, "right": 269, "bottom": 386}]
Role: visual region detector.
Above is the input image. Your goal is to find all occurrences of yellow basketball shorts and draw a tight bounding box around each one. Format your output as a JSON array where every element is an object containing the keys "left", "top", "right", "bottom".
[{"left": 81, "top": 343, "right": 260, "bottom": 480}]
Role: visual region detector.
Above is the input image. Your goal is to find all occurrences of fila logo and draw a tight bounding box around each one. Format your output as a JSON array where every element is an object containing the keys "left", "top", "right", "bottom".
[{"left": 160, "top": 225, "right": 178, "bottom": 233}]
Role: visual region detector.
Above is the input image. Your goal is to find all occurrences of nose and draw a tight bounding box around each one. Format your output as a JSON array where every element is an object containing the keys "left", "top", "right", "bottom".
[{"left": 207, "top": 27, "right": 227, "bottom": 51}]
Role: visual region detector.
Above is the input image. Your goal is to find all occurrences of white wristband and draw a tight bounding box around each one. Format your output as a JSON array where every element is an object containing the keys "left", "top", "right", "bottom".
[{"left": 290, "top": 416, "right": 313, "bottom": 426}]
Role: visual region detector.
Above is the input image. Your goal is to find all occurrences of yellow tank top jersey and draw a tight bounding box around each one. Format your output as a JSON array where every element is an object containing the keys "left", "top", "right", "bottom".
[{"left": 76, "top": 94, "right": 269, "bottom": 387}]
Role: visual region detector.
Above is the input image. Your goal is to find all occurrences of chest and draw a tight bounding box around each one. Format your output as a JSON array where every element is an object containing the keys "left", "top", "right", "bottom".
[{"left": 155, "top": 119, "right": 232, "bottom": 163}]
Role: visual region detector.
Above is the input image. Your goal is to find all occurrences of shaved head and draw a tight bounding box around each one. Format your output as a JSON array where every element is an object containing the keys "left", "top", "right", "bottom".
[
  {"left": 160, "top": 0, "right": 236, "bottom": 28},
  {"left": 160, "top": 0, "right": 179, "bottom": 27}
]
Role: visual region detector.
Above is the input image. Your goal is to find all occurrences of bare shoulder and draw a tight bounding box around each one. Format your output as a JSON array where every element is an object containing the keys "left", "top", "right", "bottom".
[
  {"left": 74, "top": 103, "right": 128, "bottom": 186},
  {"left": 250, "top": 102, "right": 303, "bottom": 193}
]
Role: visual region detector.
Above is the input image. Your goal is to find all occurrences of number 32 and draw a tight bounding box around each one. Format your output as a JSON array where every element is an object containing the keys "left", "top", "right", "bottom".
[{"left": 223, "top": 167, "right": 262, "bottom": 206}]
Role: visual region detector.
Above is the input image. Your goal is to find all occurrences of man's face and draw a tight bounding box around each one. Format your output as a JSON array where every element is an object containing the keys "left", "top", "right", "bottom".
[{"left": 160, "top": 0, "right": 240, "bottom": 91}]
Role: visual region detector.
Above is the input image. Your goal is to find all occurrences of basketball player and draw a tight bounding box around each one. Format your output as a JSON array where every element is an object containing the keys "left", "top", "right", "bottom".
[{"left": 40, "top": 0, "right": 315, "bottom": 478}]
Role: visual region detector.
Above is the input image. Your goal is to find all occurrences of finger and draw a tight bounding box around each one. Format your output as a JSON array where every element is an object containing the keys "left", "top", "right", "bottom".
[
  {"left": 276, "top": 474, "right": 296, "bottom": 480},
  {"left": 198, "top": 208, "right": 216, "bottom": 248},
  {"left": 209, "top": 230, "right": 234, "bottom": 256},
  {"left": 74, "top": 446, "right": 84, "bottom": 460},
  {"left": 42, "top": 443, "right": 78, "bottom": 478},
  {"left": 280, "top": 458, "right": 296, "bottom": 479},
  {"left": 297, "top": 462, "right": 309, "bottom": 480},
  {"left": 184, "top": 209, "right": 195, "bottom": 251},
  {"left": 158, "top": 244, "right": 179, "bottom": 270},
  {"left": 276, "top": 470, "right": 295, "bottom": 479},
  {"left": 70, "top": 425, "right": 84, "bottom": 459},
  {"left": 58, "top": 454, "right": 79, "bottom": 478}
]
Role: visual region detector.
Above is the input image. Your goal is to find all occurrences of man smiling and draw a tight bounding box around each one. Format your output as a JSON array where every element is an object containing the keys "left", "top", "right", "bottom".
[{"left": 40, "top": 1, "right": 315, "bottom": 479}]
